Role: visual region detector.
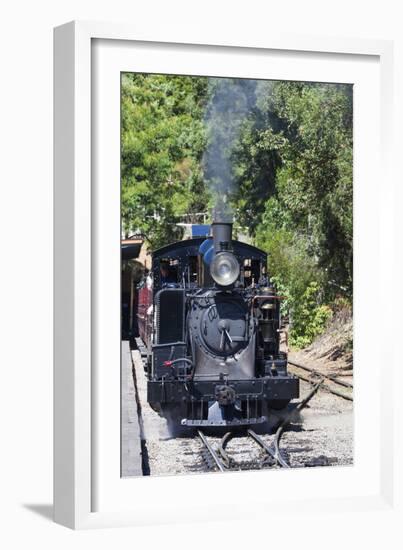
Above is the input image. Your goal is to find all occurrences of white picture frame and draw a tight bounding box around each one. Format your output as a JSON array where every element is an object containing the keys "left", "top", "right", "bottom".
[{"left": 54, "top": 20, "right": 398, "bottom": 530}]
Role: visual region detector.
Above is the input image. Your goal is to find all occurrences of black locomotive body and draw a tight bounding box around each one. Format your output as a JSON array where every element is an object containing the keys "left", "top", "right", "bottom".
[{"left": 138, "top": 216, "right": 299, "bottom": 427}]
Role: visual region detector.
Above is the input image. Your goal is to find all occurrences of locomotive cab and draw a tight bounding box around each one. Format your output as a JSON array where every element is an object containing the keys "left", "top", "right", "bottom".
[{"left": 141, "top": 218, "right": 299, "bottom": 427}]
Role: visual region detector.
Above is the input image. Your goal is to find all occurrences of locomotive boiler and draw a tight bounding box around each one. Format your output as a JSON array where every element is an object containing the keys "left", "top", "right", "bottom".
[{"left": 137, "top": 209, "right": 299, "bottom": 427}]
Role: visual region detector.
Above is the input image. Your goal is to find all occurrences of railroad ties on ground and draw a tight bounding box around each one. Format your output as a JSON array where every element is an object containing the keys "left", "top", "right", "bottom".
[
  {"left": 288, "top": 359, "right": 353, "bottom": 402},
  {"left": 199, "top": 429, "right": 289, "bottom": 472}
]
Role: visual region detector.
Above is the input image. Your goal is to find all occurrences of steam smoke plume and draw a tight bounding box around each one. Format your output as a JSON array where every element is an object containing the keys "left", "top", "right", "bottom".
[{"left": 203, "top": 78, "right": 260, "bottom": 221}]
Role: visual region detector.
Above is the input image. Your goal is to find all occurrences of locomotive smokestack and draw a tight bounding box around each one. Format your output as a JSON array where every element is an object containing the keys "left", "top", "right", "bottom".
[
  {"left": 212, "top": 200, "right": 233, "bottom": 253},
  {"left": 210, "top": 201, "right": 239, "bottom": 286}
]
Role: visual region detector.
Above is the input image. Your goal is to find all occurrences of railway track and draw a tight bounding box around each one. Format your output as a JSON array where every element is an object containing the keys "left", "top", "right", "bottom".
[
  {"left": 130, "top": 349, "right": 353, "bottom": 476},
  {"left": 198, "top": 379, "right": 323, "bottom": 472},
  {"left": 288, "top": 360, "right": 353, "bottom": 401}
]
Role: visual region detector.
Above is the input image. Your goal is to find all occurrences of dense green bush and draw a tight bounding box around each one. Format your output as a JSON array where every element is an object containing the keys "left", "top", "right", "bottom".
[
  {"left": 121, "top": 73, "right": 210, "bottom": 247},
  {"left": 288, "top": 282, "right": 332, "bottom": 348},
  {"left": 255, "top": 219, "right": 332, "bottom": 348}
]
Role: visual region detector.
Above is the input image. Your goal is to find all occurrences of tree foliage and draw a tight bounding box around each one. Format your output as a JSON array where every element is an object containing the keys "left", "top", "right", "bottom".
[
  {"left": 121, "top": 75, "right": 353, "bottom": 347},
  {"left": 233, "top": 82, "right": 352, "bottom": 344},
  {"left": 235, "top": 82, "right": 353, "bottom": 297},
  {"left": 121, "top": 73, "right": 209, "bottom": 247}
]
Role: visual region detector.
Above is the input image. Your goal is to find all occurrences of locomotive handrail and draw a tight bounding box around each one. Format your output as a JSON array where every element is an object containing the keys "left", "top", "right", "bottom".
[{"left": 151, "top": 341, "right": 186, "bottom": 349}]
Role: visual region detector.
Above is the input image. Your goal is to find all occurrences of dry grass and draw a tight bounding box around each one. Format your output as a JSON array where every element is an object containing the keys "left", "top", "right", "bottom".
[{"left": 290, "top": 307, "right": 353, "bottom": 377}]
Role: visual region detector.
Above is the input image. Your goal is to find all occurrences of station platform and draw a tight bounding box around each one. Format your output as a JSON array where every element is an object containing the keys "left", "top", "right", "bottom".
[{"left": 121, "top": 341, "right": 143, "bottom": 477}]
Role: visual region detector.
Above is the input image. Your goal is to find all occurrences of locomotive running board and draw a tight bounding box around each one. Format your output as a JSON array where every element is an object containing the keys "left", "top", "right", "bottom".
[
  {"left": 181, "top": 416, "right": 268, "bottom": 427},
  {"left": 181, "top": 401, "right": 267, "bottom": 426}
]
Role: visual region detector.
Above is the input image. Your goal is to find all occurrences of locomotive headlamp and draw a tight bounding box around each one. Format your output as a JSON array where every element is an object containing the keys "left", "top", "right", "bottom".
[{"left": 210, "top": 251, "right": 240, "bottom": 286}]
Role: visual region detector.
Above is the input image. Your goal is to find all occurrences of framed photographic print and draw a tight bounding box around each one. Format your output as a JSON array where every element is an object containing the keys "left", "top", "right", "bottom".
[{"left": 54, "top": 21, "right": 396, "bottom": 530}]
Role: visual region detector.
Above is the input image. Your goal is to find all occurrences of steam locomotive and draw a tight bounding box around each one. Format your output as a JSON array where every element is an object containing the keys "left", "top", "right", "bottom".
[{"left": 137, "top": 211, "right": 299, "bottom": 426}]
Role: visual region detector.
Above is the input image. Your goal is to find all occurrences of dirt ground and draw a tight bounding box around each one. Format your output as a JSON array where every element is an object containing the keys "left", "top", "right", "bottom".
[{"left": 288, "top": 309, "right": 353, "bottom": 380}]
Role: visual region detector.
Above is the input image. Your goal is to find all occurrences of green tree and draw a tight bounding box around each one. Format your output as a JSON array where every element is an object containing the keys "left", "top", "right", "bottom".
[
  {"left": 121, "top": 73, "right": 209, "bottom": 247},
  {"left": 234, "top": 81, "right": 352, "bottom": 346},
  {"left": 234, "top": 81, "right": 352, "bottom": 289},
  {"left": 121, "top": 75, "right": 353, "bottom": 347}
]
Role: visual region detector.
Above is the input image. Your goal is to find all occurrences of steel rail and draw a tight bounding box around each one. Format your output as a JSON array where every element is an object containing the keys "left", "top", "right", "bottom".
[
  {"left": 217, "top": 428, "right": 289, "bottom": 470},
  {"left": 197, "top": 430, "right": 226, "bottom": 472},
  {"left": 216, "top": 431, "right": 235, "bottom": 469},
  {"left": 288, "top": 359, "right": 353, "bottom": 389},
  {"left": 199, "top": 380, "right": 325, "bottom": 472},
  {"left": 247, "top": 379, "right": 324, "bottom": 468},
  {"left": 247, "top": 429, "right": 290, "bottom": 468},
  {"left": 288, "top": 364, "right": 353, "bottom": 402},
  {"left": 274, "top": 378, "right": 325, "bottom": 466}
]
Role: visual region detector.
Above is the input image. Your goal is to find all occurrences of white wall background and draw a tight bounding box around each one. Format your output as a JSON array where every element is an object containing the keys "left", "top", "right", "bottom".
[{"left": 0, "top": 0, "right": 401, "bottom": 547}]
